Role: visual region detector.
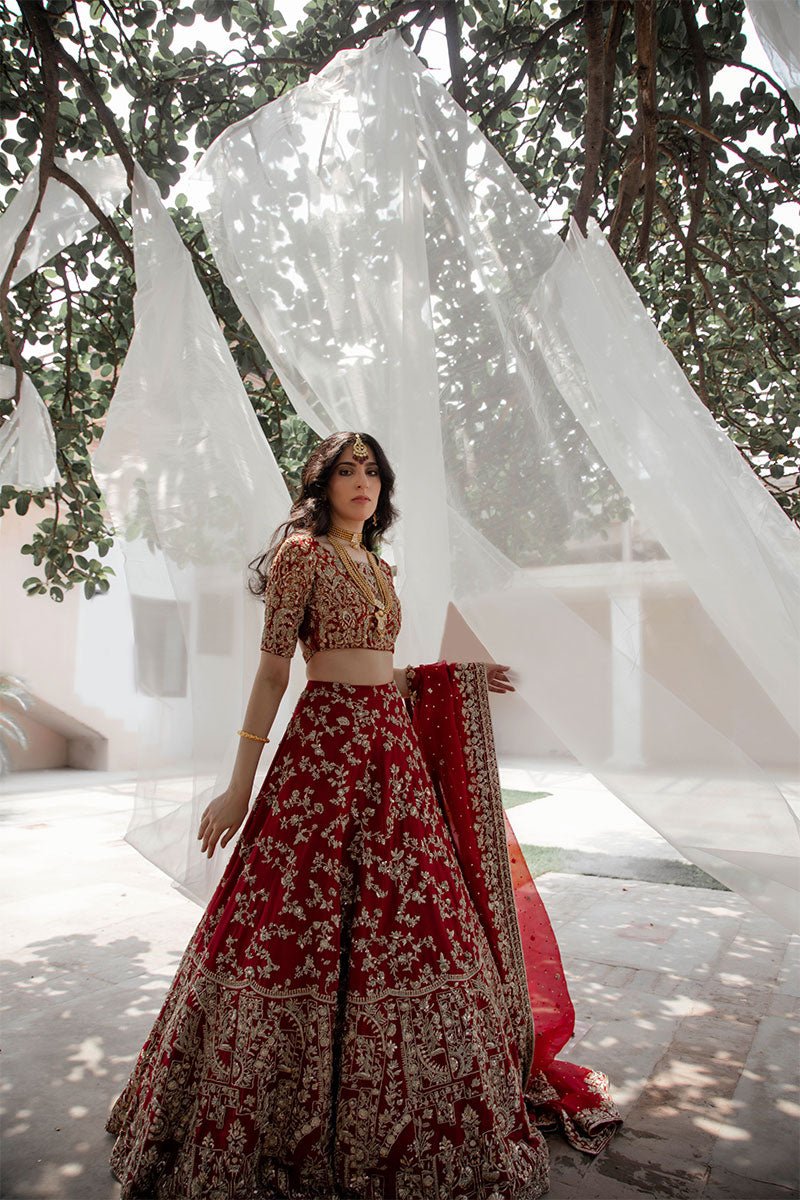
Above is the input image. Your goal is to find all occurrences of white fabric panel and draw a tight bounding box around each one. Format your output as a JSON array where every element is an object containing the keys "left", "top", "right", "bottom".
[
  {"left": 196, "top": 31, "right": 800, "bottom": 930},
  {"left": 0, "top": 367, "right": 58, "bottom": 489},
  {"left": 745, "top": 0, "right": 800, "bottom": 106},
  {"left": 196, "top": 57, "right": 450, "bottom": 663},
  {"left": 0, "top": 156, "right": 128, "bottom": 490},
  {"left": 541, "top": 219, "right": 800, "bottom": 734},
  {"left": 0, "top": 156, "right": 128, "bottom": 284},
  {"left": 92, "top": 165, "right": 302, "bottom": 903}
]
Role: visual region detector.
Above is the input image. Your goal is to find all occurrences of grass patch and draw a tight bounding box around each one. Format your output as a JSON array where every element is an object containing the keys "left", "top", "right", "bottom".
[
  {"left": 517, "top": 843, "right": 729, "bottom": 889},
  {"left": 501, "top": 788, "right": 552, "bottom": 810}
]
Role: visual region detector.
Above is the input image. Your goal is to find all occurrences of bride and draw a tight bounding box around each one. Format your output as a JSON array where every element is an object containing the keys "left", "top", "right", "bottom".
[{"left": 107, "top": 430, "right": 620, "bottom": 1199}]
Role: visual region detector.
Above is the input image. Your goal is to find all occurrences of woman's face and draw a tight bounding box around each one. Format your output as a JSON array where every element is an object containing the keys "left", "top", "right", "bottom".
[{"left": 325, "top": 443, "right": 381, "bottom": 528}]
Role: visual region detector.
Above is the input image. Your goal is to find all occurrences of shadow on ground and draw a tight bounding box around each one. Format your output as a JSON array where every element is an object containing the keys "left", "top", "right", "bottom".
[
  {"left": 539, "top": 876, "right": 800, "bottom": 1200},
  {"left": 1, "top": 774, "right": 797, "bottom": 1200},
  {"left": 1, "top": 885, "right": 798, "bottom": 1200},
  {"left": 0, "top": 932, "right": 181, "bottom": 1200}
]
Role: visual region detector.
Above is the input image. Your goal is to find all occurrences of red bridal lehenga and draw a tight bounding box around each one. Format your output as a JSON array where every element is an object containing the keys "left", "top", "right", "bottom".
[{"left": 107, "top": 535, "right": 621, "bottom": 1200}]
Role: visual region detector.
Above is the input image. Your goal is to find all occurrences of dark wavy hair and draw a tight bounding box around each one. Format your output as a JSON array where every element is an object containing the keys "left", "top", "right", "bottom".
[{"left": 248, "top": 431, "right": 400, "bottom": 597}]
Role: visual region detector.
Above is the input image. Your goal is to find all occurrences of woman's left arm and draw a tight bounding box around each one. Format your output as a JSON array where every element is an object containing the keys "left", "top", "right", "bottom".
[
  {"left": 485, "top": 663, "right": 515, "bottom": 693},
  {"left": 393, "top": 666, "right": 411, "bottom": 697},
  {"left": 393, "top": 663, "right": 514, "bottom": 696}
]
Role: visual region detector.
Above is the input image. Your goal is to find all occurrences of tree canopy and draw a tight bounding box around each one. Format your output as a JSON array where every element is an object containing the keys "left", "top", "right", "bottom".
[{"left": 1, "top": 0, "right": 798, "bottom": 600}]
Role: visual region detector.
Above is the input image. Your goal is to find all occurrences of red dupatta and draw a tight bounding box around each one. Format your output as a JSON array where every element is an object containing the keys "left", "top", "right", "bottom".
[{"left": 406, "top": 659, "right": 622, "bottom": 1155}]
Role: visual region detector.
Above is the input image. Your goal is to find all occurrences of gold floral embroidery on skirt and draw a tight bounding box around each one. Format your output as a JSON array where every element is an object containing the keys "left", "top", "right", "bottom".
[{"left": 107, "top": 680, "right": 549, "bottom": 1200}]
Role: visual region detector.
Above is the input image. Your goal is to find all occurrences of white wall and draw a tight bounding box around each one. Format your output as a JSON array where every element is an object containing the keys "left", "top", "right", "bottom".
[{"left": 0, "top": 507, "right": 143, "bottom": 770}]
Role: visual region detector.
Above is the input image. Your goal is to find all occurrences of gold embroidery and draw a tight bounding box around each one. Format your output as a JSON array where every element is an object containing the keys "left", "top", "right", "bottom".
[
  {"left": 107, "top": 680, "right": 550, "bottom": 1200},
  {"left": 451, "top": 662, "right": 536, "bottom": 1086},
  {"left": 531, "top": 1068, "right": 622, "bottom": 1156},
  {"left": 260, "top": 534, "right": 401, "bottom": 661}
]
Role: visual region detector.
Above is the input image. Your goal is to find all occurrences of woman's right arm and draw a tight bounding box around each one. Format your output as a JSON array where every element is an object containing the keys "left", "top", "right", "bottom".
[
  {"left": 229, "top": 652, "right": 290, "bottom": 796},
  {"left": 197, "top": 653, "right": 290, "bottom": 859},
  {"left": 198, "top": 534, "right": 316, "bottom": 859}
]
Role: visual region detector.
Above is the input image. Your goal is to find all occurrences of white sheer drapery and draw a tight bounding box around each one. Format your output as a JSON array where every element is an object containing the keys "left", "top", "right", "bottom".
[
  {"left": 0, "top": 368, "right": 58, "bottom": 489},
  {"left": 0, "top": 156, "right": 127, "bottom": 490},
  {"left": 0, "top": 154, "right": 299, "bottom": 900},
  {"left": 3, "top": 38, "right": 798, "bottom": 929},
  {"left": 0, "top": 155, "right": 127, "bottom": 284},
  {"left": 194, "top": 31, "right": 799, "bottom": 929},
  {"left": 92, "top": 165, "right": 304, "bottom": 902},
  {"left": 745, "top": 0, "right": 800, "bottom": 107}
]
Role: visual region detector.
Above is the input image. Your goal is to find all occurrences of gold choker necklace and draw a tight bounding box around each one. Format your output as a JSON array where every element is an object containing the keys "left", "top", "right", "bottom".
[{"left": 328, "top": 522, "right": 363, "bottom": 547}]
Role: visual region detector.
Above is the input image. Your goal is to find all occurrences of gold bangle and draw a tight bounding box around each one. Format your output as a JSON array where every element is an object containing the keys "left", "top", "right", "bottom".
[{"left": 237, "top": 728, "right": 270, "bottom": 743}]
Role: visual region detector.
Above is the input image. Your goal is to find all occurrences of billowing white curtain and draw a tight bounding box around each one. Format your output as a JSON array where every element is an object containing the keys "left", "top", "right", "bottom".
[
  {"left": 0, "top": 368, "right": 58, "bottom": 489},
  {"left": 92, "top": 165, "right": 303, "bottom": 903},
  {"left": 0, "top": 155, "right": 306, "bottom": 902},
  {"left": 5, "top": 41, "right": 797, "bottom": 929},
  {"left": 745, "top": 0, "right": 800, "bottom": 107},
  {"left": 0, "top": 156, "right": 127, "bottom": 489},
  {"left": 0, "top": 155, "right": 127, "bottom": 284},
  {"left": 193, "top": 31, "right": 800, "bottom": 929}
]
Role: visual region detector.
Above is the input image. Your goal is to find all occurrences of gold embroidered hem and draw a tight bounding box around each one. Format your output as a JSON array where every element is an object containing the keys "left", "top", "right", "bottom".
[{"left": 107, "top": 959, "right": 550, "bottom": 1199}]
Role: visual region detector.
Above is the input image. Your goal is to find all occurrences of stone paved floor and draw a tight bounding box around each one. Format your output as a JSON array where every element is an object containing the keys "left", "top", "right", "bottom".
[{"left": 1, "top": 768, "right": 798, "bottom": 1199}]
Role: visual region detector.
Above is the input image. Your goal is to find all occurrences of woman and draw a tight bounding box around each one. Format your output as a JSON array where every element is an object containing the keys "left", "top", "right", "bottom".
[{"left": 107, "top": 431, "right": 620, "bottom": 1199}]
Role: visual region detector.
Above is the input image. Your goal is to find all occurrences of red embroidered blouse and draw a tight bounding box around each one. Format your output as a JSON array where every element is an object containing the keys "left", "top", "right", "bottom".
[{"left": 259, "top": 532, "right": 402, "bottom": 662}]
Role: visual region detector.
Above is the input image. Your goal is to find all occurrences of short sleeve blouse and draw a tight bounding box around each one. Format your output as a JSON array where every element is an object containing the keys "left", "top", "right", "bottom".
[
  {"left": 259, "top": 532, "right": 401, "bottom": 661},
  {"left": 259, "top": 535, "right": 316, "bottom": 658}
]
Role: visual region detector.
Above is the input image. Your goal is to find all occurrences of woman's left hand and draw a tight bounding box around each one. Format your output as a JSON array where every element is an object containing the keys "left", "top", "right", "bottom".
[{"left": 485, "top": 663, "right": 515, "bottom": 693}]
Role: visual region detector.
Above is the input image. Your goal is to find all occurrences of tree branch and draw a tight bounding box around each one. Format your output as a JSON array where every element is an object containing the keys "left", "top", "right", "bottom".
[
  {"left": 654, "top": 189, "right": 798, "bottom": 356},
  {"left": 653, "top": 189, "right": 734, "bottom": 322},
  {"left": 573, "top": 0, "right": 608, "bottom": 233},
  {"left": 600, "top": 0, "right": 626, "bottom": 159},
  {"left": 657, "top": 110, "right": 798, "bottom": 199},
  {"left": 1, "top": 1, "right": 60, "bottom": 399},
  {"left": 478, "top": 7, "right": 582, "bottom": 130},
  {"left": 413, "top": 8, "right": 437, "bottom": 56},
  {"left": 443, "top": 1, "right": 467, "bottom": 109},
  {"left": 21, "top": 0, "right": 135, "bottom": 184},
  {"left": 55, "top": 260, "right": 73, "bottom": 415},
  {"left": 706, "top": 54, "right": 800, "bottom": 119},
  {"left": 679, "top": 0, "right": 711, "bottom": 277},
  {"left": 634, "top": 0, "right": 657, "bottom": 261},
  {"left": 608, "top": 125, "right": 643, "bottom": 252},
  {"left": 685, "top": 297, "right": 709, "bottom": 406},
  {"left": 50, "top": 164, "right": 134, "bottom": 268}
]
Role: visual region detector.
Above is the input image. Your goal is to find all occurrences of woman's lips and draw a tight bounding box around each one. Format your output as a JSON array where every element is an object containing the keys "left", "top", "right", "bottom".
[{"left": 352, "top": 497, "right": 371, "bottom": 504}]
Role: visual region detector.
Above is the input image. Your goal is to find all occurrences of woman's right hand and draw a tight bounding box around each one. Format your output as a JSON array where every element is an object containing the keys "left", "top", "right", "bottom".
[{"left": 197, "top": 787, "right": 250, "bottom": 859}]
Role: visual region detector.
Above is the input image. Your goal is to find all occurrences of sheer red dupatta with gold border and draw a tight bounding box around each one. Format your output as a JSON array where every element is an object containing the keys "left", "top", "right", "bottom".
[{"left": 406, "top": 660, "right": 622, "bottom": 1155}]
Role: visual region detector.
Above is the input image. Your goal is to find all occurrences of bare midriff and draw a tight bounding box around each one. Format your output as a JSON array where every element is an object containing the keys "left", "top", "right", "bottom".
[{"left": 304, "top": 646, "right": 395, "bottom": 685}]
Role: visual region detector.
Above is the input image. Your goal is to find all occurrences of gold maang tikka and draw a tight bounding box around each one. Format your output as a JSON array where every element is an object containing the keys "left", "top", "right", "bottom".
[{"left": 351, "top": 432, "right": 369, "bottom": 460}]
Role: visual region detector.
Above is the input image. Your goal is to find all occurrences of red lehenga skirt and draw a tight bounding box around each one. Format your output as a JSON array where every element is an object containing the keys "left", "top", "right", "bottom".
[{"left": 107, "top": 663, "right": 621, "bottom": 1200}]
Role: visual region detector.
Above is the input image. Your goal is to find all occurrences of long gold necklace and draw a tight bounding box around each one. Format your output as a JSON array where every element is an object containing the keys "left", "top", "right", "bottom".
[{"left": 327, "top": 524, "right": 393, "bottom": 634}]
